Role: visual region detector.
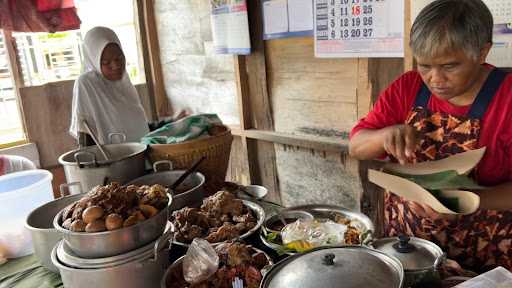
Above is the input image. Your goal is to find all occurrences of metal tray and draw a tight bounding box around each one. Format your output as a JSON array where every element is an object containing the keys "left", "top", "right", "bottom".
[
  {"left": 260, "top": 204, "right": 375, "bottom": 254},
  {"left": 171, "top": 200, "right": 265, "bottom": 247}
]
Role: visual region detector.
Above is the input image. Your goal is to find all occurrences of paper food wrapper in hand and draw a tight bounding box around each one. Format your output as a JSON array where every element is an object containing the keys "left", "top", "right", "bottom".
[
  {"left": 368, "top": 148, "right": 486, "bottom": 215},
  {"left": 454, "top": 266, "right": 512, "bottom": 288},
  {"left": 182, "top": 238, "right": 219, "bottom": 284}
]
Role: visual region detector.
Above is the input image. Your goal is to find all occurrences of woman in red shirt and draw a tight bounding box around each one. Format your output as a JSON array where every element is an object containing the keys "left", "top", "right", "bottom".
[{"left": 350, "top": 0, "right": 512, "bottom": 274}]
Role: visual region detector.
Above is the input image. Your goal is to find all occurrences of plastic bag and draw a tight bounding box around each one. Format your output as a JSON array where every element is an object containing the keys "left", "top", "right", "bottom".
[
  {"left": 281, "top": 219, "right": 348, "bottom": 248},
  {"left": 182, "top": 238, "right": 219, "bottom": 284}
]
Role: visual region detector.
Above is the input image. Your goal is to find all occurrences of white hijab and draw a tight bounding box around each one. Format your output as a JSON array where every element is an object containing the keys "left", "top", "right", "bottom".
[{"left": 69, "top": 26, "right": 149, "bottom": 144}]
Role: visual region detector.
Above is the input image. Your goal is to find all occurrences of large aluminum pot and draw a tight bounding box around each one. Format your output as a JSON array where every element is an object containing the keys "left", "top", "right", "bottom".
[
  {"left": 52, "top": 228, "right": 172, "bottom": 288},
  {"left": 260, "top": 246, "right": 404, "bottom": 288},
  {"left": 25, "top": 193, "right": 86, "bottom": 272},
  {"left": 53, "top": 196, "right": 171, "bottom": 259},
  {"left": 58, "top": 142, "right": 147, "bottom": 194},
  {"left": 126, "top": 161, "right": 205, "bottom": 211}
]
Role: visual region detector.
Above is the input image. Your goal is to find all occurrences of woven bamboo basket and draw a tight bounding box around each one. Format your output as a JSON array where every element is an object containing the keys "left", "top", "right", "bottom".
[{"left": 148, "top": 129, "right": 233, "bottom": 196}]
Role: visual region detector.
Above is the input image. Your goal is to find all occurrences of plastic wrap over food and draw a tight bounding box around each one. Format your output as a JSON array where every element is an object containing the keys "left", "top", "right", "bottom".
[
  {"left": 281, "top": 219, "right": 348, "bottom": 248},
  {"left": 183, "top": 238, "right": 219, "bottom": 284}
]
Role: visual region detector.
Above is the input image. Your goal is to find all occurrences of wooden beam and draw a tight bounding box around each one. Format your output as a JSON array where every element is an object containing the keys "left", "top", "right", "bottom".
[
  {"left": 234, "top": 56, "right": 252, "bottom": 130},
  {"left": 246, "top": 0, "right": 273, "bottom": 130},
  {"left": 404, "top": 0, "right": 414, "bottom": 71},
  {"left": 356, "top": 58, "right": 371, "bottom": 119},
  {"left": 231, "top": 0, "right": 280, "bottom": 203},
  {"left": 240, "top": 129, "right": 349, "bottom": 153},
  {"left": 367, "top": 59, "right": 404, "bottom": 104},
  {"left": 2, "top": 30, "right": 28, "bottom": 140},
  {"left": 359, "top": 160, "right": 386, "bottom": 237},
  {"left": 139, "top": 0, "right": 170, "bottom": 119},
  {"left": 135, "top": 0, "right": 157, "bottom": 121}
]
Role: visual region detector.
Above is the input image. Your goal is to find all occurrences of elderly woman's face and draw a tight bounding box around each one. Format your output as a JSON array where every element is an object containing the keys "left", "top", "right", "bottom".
[
  {"left": 415, "top": 48, "right": 488, "bottom": 102},
  {"left": 100, "top": 43, "right": 125, "bottom": 81}
]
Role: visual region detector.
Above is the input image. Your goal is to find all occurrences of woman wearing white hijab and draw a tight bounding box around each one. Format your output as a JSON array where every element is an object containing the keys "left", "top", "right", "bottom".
[{"left": 69, "top": 26, "right": 149, "bottom": 145}]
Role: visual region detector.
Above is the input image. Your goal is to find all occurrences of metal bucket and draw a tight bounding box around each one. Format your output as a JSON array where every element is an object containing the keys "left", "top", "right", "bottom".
[{"left": 58, "top": 142, "right": 147, "bottom": 194}]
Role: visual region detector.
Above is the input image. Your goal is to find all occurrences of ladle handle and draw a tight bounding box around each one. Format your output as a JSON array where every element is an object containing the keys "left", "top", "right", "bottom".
[
  {"left": 82, "top": 120, "right": 110, "bottom": 161},
  {"left": 59, "top": 182, "right": 83, "bottom": 197},
  {"left": 169, "top": 156, "right": 206, "bottom": 191}
]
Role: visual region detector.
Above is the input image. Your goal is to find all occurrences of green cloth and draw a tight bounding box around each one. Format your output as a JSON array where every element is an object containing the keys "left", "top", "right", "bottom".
[
  {"left": 141, "top": 114, "right": 223, "bottom": 145},
  {"left": 0, "top": 255, "right": 62, "bottom": 288}
]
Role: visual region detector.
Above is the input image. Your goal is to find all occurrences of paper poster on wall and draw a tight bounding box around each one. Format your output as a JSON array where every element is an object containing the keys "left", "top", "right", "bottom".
[
  {"left": 413, "top": 0, "right": 512, "bottom": 68},
  {"left": 262, "top": 0, "right": 314, "bottom": 40},
  {"left": 487, "top": 24, "right": 512, "bottom": 68},
  {"left": 314, "top": 0, "right": 404, "bottom": 58},
  {"left": 482, "top": 0, "right": 512, "bottom": 24},
  {"left": 210, "top": 0, "right": 251, "bottom": 54}
]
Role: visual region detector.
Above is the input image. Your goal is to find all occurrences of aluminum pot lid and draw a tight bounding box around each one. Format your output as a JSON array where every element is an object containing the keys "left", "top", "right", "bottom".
[
  {"left": 261, "top": 246, "right": 404, "bottom": 288},
  {"left": 372, "top": 235, "right": 443, "bottom": 271}
]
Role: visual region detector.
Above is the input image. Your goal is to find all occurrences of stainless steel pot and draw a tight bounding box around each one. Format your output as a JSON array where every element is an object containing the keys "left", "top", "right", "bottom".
[
  {"left": 53, "top": 196, "right": 171, "bottom": 259},
  {"left": 58, "top": 142, "right": 147, "bottom": 194},
  {"left": 25, "top": 193, "right": 86, "bottom": 272},
  {"left": 372, "top": 235, "right": 445, "bottom": 288},
  {"left": 126, "top": 161, "right": 205, "bottom": 211},
  {"left": 260, "top": 245, "right": 404, "bottom": 288},
  {"left": 52, "top": 228, "right": 172, "bottom": 288}
]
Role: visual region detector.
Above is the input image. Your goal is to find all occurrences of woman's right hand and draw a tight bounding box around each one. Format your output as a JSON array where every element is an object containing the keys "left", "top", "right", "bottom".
[{"left": 382, "top": 124, "right": 418, "bottom": 165}]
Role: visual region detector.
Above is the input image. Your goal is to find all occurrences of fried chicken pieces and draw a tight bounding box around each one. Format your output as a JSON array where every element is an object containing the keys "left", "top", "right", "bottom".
[
  {"left": 60, "top": 182, "right": 168, "bottom": 233},
  {"left": 172, "top": 191, "right": 257, "bottom": 243}
]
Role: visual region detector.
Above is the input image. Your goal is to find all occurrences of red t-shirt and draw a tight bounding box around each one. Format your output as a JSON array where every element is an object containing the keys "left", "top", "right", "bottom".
[{"left": 350, "top": 68, "right": 512, "bottom": 186}]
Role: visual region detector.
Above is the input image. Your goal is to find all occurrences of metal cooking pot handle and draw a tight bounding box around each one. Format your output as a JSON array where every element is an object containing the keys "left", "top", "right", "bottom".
[
  {"left": 361, "top": 230, "right": 374, "bottom": 247},
  {"left": 434, "top": 253, "right": 447, "bottom": 269},
  {"left": 74, "top": 151, "right": 97, "bottom": 168},
  {"left": 108, "top": 132, "right": 126, "bottom": 144},
  {"left": 153, "top": 160, "right": 173, "bottom": 173},
  {"left": 59, "top": 182, "right": 83, "bottom": 197},
  {"left": 152, "top": 223, "right": 175, "bottom": 262}
]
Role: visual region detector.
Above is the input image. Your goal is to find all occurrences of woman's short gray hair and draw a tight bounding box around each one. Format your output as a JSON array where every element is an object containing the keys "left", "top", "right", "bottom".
[{"left": 410, "top": 0, "right": 493, "bottom": 60}]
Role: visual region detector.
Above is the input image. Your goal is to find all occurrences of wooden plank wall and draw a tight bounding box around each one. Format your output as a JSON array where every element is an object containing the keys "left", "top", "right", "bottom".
[
  {"left": 226, "top": 0, "right": 405, "bottom": 223},
  {"left": 266, "top": 38, "right": 360, "bottom": 134}
]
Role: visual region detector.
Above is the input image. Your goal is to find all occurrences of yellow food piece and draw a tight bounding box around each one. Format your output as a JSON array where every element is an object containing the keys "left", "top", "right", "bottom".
[{"left": 285, "top": 241, "right": 314, "bottom": 252}]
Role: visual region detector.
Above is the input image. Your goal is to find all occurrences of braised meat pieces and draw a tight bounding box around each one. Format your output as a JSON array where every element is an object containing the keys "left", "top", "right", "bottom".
[
  {"left": 60, "top": 182, "right": 168, "bottom": 233},
  {"left": 172, "top": 191, "right": 257, "bottom": 243},
  {"left": 166, "top": 243, "right": 268, "bottom": 288}
]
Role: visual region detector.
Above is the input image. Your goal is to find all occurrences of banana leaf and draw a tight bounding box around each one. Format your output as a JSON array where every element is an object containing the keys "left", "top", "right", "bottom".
[
  {"left": 385, "top": 170, "right": 484, "bottom": 190},
  {"left": 429, "top": 189, "right": 460, "bottom": 213}
]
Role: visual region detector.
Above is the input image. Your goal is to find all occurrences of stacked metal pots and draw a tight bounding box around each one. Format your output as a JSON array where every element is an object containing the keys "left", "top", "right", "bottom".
[
  {"left": 50, "top": 194, "right": 172, "bottom": 288},
  {"left": 52, "top": 229, "right": 173, "bottom": 288}
]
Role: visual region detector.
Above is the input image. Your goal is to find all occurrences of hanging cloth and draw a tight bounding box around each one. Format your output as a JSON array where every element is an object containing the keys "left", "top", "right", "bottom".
[{"left": 0, "top": 0, "right": 80, "bottom": 32}]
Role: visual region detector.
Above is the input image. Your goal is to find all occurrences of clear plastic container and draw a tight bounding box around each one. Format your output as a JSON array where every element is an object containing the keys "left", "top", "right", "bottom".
[{"left": 0, "top": 170, "right": 53, "bottom": 258}]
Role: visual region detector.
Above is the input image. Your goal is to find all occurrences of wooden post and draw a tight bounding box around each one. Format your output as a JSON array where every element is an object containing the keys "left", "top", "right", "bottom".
[
  {"left": 137, "top": 0, "right": 170, "bottom": 119},
  {"left": 135, "top": 0, "right": 157, "bottom": 121},
  {"left": 2, "top": 29, "right": 28, "bottom": 141},
  {"left": 404, "top": 0, "right": 415, "bottom": 71},
  {"left": 232, "top": 0, "right": 281, "bottom": 204}
]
